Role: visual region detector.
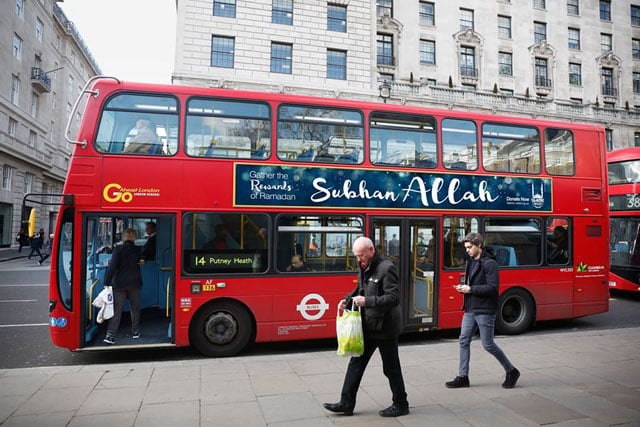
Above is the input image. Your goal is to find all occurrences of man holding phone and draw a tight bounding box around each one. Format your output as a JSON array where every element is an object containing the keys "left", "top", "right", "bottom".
[{"left": 446, "top": 232, "right": 520, "bottom": 389}]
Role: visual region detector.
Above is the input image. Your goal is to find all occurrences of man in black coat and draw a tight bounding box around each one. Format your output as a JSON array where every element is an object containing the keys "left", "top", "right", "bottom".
[
  {"left": 103, "top": 228, "right": 143, "bottom": 344},
  {"left": 323, "top": 237, "right": 409, "bottom": 417},
  {"left": 446, "top": 232, "right": 520, "bottom": 389},
  {"left": 141, "top": 221, "right": 156, "bottom": 261}
]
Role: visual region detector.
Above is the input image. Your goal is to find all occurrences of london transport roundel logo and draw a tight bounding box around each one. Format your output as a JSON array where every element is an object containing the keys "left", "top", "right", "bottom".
[{"left": 296, "top": 293, "right": 329, "bottom": 321}]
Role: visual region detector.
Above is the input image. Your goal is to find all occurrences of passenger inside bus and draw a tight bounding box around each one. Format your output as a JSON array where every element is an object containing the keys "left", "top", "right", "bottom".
[
  {"left": 547, "top": 226, "right": 568, "bottom": 264},
  {"left": 123, "top": 119, "right": 161, "bottom": 154},
  {"left": 203, "top": 224, "right": 232, "bottom": 249},
  {"left": 286, "top": 254, "right": 312, "bottom": 272}
]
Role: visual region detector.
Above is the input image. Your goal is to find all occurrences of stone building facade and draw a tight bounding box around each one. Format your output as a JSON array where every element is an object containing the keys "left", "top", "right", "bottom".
[
  {"left": 0, "top": 0, "right": 99, "bottom": 247},
  {"left": 173, "top": 0, "right": 640, "bottom": 150}
]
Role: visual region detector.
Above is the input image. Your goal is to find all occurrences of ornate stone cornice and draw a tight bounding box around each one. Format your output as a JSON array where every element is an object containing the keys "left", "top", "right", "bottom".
[
  {"left": 453, "top": 28, "right": 483, "bottom": 46},
  {"left": 596, "top": 52, "right": 622, "bottom": 67},
  {"left": 529, "top": 41, "right": 557, "bottom": 58}
]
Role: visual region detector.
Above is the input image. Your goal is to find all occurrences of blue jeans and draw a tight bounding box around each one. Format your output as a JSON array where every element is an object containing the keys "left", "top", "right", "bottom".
[{"left": 459, "top": 312, "right": 514, "bottom": 377}]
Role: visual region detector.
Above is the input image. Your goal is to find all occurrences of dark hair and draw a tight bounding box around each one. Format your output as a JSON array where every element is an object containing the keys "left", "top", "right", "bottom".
[{"left": 463, "top": 232, "right": 484, "bottom": 247}]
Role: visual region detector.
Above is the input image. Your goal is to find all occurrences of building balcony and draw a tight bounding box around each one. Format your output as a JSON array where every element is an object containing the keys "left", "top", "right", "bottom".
[
  {"left": 460, "top": 66, "right": 478, "bottom": 78},
  {"left": 535, "top": 76, "right": 552, "bottom": 88},
  {"left": 377, "top": 55, "right": 396, "bottom": 67},
  {"left": 30, "top": 67, "right": 51, "bottom": 93},
  {"left": 602, "top": 84, "right": 618, "bottom": 97}
]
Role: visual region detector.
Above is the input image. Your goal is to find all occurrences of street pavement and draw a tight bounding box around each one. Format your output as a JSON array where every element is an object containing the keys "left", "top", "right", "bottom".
[{"left": 1, "top": 325, "right": 639, "bottom": 426}]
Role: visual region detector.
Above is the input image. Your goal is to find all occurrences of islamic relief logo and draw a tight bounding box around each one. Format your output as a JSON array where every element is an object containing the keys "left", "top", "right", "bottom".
[{"left": 531, "top": 183, "right": 544, "bottom": 209}]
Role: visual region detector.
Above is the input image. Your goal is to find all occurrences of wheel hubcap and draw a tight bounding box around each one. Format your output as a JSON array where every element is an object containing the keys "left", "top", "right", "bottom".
[
  {"left": 502, "top": 296, "right": 524, "bottom": 325},
  {"left": 204, "top": 312, "right": 237, "bottom": 345}
]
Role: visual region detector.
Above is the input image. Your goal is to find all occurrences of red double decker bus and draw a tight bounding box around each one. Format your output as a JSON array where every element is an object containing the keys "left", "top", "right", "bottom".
[
  {"left": 607, "top": 147, "right": 640, "bottom": 292},
  {"left": 47, "top": 77, "right": 609, "bottom": 356}
]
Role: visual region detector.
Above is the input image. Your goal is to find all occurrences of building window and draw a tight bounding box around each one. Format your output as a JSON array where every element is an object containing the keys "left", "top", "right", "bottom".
[
  {"left": 270, "top": 42, "right": 292, "bottom": 74},
  {"left": 498, "top": 15, "right": 511, "bottom": 39},
  {"left": 570, "top": 97, "right": 583, "bottom": 104},
  {"left": 634, "top": 132, "right": 640, "bottom": 147},
  {"left": 632, "top": 5, "right": 640, "bottom": 26},
  {"left": 633, "top": 39, "right": 640, "bottom": 60},
  {"left": 568, "top": 28, "right": 580, "bottom": 50},
  {"left": 534, "top": 22, "right": 546, "bottom": 44},
  {"left": 420, "top": 40, "right": 435, "bottom": 65},
  {"left": 377, "top": 33, "right": 394, "bottom": 66},
  {"left": 533, "top": 0, "right": 545, "bottom": 9},
  {"left": 426, "top": 79, "right": 436, "bottom": 86},
  {"left": 634, "top": 72, "right": 640, "bottom": 94},
  {"left": 569, "top": 63, "right": 582, "bottom": 85},
  {"left": 8, "top": 118, "right": 17, "bottom": 137},
  {"left": 459, "top": 8, "right": 474, "bottom": 30},
  {"left": 211, "top": 35, "right": 234, "bottom": 68},
  {"left": 601, "top": 67, "right": 615, "bottom": 96},
  {"left": 499, "top": 52, "right": 512, "bottom": 76},
  {"left": 52, "top": 92, "right": 57, "bottom": 110},
  {"left": 29, "top": 130, "right": 36, "bottom": 147},
  {"left": 30, "top": 92, "right": 39, "bottom": 118},
  {"left": 500, "top": 88, "right": 514, "bottom": 95},
  {"left": 273, "top": 0, "right": 293, "bottom": 25},
  {"left": 213, "top": 0, "right": 236, "bottom": 18},
  {"left": 327, "top": 4, "right": 347, "bottom": 32},
  {"left": 567, "top": 0, "right": 579, "bottom": 15},
  {"left": 66, "top": 103, "right": 72, "bottom": 120},
  {"left": 2, "top": 165, "right": 14, "bottom": 190},
  {"left": 419, "top": 1, "right": 434, "bottom": 26},
  {"left": 11, "top": 75, "right": 19, "bottom": 105},
  {"left": 605, "top": 129, "right": 613, "bottom": 151},
  {"left": 35, "top": 18, "right": 43, "bottom": 42},
  {"left": 601, "top": 33, "right": 612, "bottom": 53},
  {"left": 460, "top": 46, "right": 476, "bottom": 77},
  {"left": 15, "top": 0, "right": 24, "bottom": 18},
  {"left": 67, "top": 74, "right": 74, "bottom": 93},
  {"left": 377, "top": 0, "right": 392, "bottom": 17},
  {"left": 600, "top": 0, "right": 611, "bottom": 20},
  {"left": 24, "top": 172, "right": 33, "bottom": 194},
  {"left": 535, "top": 57, "right": 550, "bottom": 87},
  {"left": 327, "top": 49, "right": 346, "bottom": 80},
  {"left": 13, "top": 33, "right": 22, "bottom": 60},
  {"left": 378, "top": 72, "right": 394, "bottom": 82}
]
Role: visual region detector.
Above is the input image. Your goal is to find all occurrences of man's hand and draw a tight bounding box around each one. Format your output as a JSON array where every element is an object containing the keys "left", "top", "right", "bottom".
[
  {"left": 352, "top": 296, "right": 365, "bottom": 307},
  {"left": 338, "top": 299, "right": 347, "bottom": 310},
  {"left": 455, "top": 284, "right": 471, "bottom": 294}
]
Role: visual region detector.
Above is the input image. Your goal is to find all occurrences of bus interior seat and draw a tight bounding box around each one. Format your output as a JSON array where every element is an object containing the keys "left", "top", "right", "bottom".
[
  {"left": 490, "top": 245, "right": 518, "bottom": 266},
  {"left": 296, "top": 148, "right": 315, "bottom": 161},
  {"left": 337, "top": 151, "right": 359, "bottom": 163},
  {"left": 251, "top": 144, "right": 266, "bottom": 159}
]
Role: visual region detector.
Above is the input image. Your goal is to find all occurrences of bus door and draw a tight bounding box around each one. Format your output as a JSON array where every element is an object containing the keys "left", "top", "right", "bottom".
[
  {"left": 371, "top": 218, "right": 438, "bottom": 330},
  {"left": 83, "top": 214, "right": 175, "bottom": 347}
]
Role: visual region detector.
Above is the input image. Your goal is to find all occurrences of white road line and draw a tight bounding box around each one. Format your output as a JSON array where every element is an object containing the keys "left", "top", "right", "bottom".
[
  {"left": 0, "top": 323, "right": 48, "bottom": 328},
  {"left": 0, "top": 300, "right": 37, "bottom": 303},
  {"left": 0, "top": 284, "right": 48, "bottom": 287}
]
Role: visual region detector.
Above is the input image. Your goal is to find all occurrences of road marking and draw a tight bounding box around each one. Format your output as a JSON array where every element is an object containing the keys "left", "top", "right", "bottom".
[
  {"left": 0, "top": 323, "right": 48, "bottom": 328},
  {"left": 0, "top": 284, "right": 47, "bottom": 287},
  {"left": 0, "top": 300, "right": 37, "bottom": 303}
]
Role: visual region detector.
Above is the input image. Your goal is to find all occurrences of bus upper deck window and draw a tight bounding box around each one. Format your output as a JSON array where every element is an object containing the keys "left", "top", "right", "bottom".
[
  {"left": 186, "top": 98, "right": 272, "bottom": 159},
  {"left": 442, "top": 119, "right": 477, "bottom": 171},
  {"left": 544, "top": 128, "right": 575, "bottom": 176},
  {"left": 482, "top": 123, "right": 541, "bottom": 174},
  {"left": 276, "top": 105, "right": 364, "bottom": 164},
  {"left": 370, "top": 111, "right": 437, "bottom": 168},
  {"left": 95, "top": 93, "right": 179, "bottom": 156}
]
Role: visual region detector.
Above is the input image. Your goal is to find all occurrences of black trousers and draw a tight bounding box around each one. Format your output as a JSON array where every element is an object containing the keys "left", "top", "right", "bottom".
[
  {"left": 340, "top": 335, "right": 408, "bottom": 410},
  {"left": 107, "top": 287, "right": 142, "bottom": 336}
]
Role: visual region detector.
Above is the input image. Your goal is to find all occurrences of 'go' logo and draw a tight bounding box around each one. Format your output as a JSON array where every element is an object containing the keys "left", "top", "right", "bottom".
[{"left": 103, "top": 183, "right": 133, "bottom": 203}]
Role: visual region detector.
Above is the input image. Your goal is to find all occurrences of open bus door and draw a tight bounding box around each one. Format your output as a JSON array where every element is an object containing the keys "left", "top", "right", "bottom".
[
  {"left": 371, "top": 217, "right": 438, "bottom": 331},
  {"left": 82, "top": 213, "right": 175, "bottom": 348}
]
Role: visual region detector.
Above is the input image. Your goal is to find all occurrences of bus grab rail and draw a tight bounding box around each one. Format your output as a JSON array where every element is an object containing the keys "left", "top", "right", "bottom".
[
  {"left": 65, "top": 75, "right": 120, "bottom": 148},
  {"left": 88, "top": 279, "right": 100, "bottom": 321}
]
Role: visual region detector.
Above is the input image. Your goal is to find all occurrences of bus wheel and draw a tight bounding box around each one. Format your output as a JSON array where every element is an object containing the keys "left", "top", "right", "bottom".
[
  {"left": 496, "top": 288, "right": 534, "bottom": 335},
  {"left": 190, "top": 301, "right": 253, "bottom": 357}
]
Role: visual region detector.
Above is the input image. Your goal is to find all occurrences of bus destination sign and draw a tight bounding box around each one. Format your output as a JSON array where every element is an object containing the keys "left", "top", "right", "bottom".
[
  {"left": 234, "top": 164, "right": 552, "bottom": 212},
  {"left": 609, "top": 194, "right": 640, "bottom": 211},
  {"left": 184, "top": 250, "right": 262, "bottom": 274}
]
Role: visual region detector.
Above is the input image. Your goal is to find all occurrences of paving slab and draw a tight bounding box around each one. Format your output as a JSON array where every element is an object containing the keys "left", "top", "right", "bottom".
[
  {"left": 258, "top": 391, "right": 325, "bottom": 424},
  {"left": 76, "top": 386, "right": 145, "bottom": 416},
  {"left": 135, "top": 400, "right": 199, "bottom": 427},
  {"left": 201, "top": 401, "right": 266, "bottom": 427},
  {"left": 494, "top": 392, "right": 588, "bottom": 425},
  {"left": 68, "top": 411, "right": 137, "bottom": 427}
]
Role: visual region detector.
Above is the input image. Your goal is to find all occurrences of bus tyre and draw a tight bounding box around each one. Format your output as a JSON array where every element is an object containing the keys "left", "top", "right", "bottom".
[
  {"left": 496, "top": 288, "right": 534, "bottom": 335},
  {"left": 189, "top": 301, "right": 254, "bottom": 357}
]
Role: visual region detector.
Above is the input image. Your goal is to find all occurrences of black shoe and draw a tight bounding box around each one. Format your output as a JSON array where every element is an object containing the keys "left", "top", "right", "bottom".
[
  {"left": 445, "top": 376, "right": 470, "bottom": 388},
  {"left": 502, "top": 368, "right": 520, "bottom": 389},
  {"left": 322, "top": 402, "right": 353, "bottom": 416},
  {"left": 379, "top": 404, "right": 409, "bottom": 417}
]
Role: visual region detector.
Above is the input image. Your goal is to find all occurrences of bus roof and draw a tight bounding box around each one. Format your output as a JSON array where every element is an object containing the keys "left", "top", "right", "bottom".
[{"left": 607, "top": 147, "right": 640, "bottom": 163}]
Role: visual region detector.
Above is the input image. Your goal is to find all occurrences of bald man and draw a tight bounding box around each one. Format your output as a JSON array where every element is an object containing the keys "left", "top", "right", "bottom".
[{"left": 323, "top": 237, "right": 409, "bottom": 417}]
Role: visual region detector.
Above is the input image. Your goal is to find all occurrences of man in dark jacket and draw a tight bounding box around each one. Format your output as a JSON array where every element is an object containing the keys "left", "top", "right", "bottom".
[
  {"left": 103, "top": 228, "right": 143, "bottom": 344},
  {"left": 323, "top": 237, "right": 409, "bottom": 417},
  {"left": 446, "top": 232, "right": 520, "bottom": 389}
]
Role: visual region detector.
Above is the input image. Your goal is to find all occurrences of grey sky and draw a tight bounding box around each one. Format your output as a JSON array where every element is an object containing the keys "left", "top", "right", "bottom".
[{"left": 59, "top": 0, "right": 176, "bottom": 84}]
